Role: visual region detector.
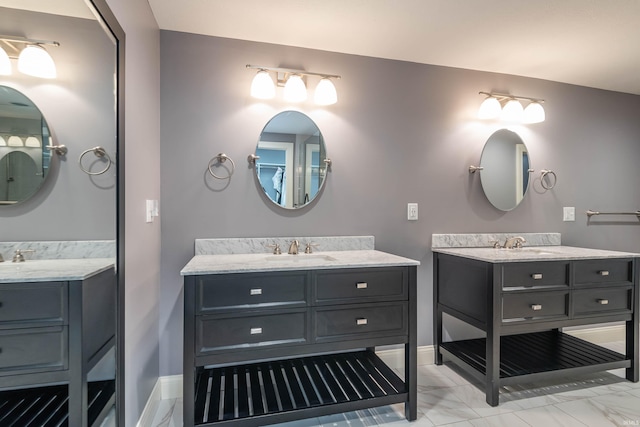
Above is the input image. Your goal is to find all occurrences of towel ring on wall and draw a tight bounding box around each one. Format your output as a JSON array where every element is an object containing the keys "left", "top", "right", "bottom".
[
  {"left": 78, "top": 146, "right": 112, "bottom": 175},
  {"left": 208, "top": 153, "right": 235, "bottom": 180},
  {"left": 540, "top": 169, "right": 557, "bottom": 190}
]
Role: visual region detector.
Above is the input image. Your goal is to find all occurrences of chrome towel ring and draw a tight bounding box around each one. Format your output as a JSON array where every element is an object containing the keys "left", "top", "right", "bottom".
[
  {"left": 208, "top": 153, "right": 235, "bottom": 180},
  {"left": 79, "top": 146, "right": 112, "bottom": 175},
  {"left": 540, "top": 169, "right": 557, "bottom": 190}
]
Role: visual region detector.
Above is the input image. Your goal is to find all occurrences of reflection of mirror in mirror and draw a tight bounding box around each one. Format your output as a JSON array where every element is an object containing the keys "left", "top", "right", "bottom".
[
  {"left": 479, "top": 128, "right": 531, "bottom": 211},
  {"left": 255, "top": 111, "right": 328, "bottom": 209},
  {"left": 0, "top": 86, "right": 51, "bottom": 205}
]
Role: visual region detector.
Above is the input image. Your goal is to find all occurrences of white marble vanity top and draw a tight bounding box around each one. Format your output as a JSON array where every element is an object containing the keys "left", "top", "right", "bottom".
[
  {"left": 432, "top": 246, "right": 640, "bottom": 263},
  {"left": 0, "top": 258, "right": 115, "bottom": 283},
  {"left": 181, "top": 250, "right": 420, "bottom": 275}
]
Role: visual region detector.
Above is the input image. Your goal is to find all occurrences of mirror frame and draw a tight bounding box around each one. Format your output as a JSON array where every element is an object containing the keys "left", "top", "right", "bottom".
[{"left": 88, "top": 0, "right": 125, "bottom": 424}]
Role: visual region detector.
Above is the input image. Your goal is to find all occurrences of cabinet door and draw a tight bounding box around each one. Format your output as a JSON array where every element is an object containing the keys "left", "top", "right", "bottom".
[
  {"left": 314, "top": 302, "right": 408, "bottom": 342},
  {"left": 573, "top": 286, "right": 633, "bottom": 317},
  {"left": 0, "top": 326, "right": 67, "bottom": 375},
  {"left": 502, "top": 262, "right": 569, "bottom": 290},
  {"left": 0, "top": 282, "right": 67, "bottom": 329},
  {"left": 502, "top": 291, "right": 569, "bottom": 322}
]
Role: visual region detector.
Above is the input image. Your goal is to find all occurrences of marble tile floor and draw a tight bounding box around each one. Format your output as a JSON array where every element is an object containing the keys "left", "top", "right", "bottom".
[{"left": 150, "top": 341, "right": 640, "bottom": 427}]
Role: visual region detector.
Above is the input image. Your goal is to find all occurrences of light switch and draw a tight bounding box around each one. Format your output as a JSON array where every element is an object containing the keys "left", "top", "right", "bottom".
[{"left": 563, "top": 207, "right": 575, "bottom": 222}]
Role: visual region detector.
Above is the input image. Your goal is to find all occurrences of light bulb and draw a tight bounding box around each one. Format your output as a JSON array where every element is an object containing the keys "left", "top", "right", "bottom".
[
  {"left": 0, "top": 136, "right": 6, "bottom": 146},
  {"left": 18, "top": 45, "right": 57, "bottom": 79},
  {"left": 25, "top": 136, "right": 41, "bottom": 147},
  {"left": 524, "top": 102, "right": 545, "bottom": 123},
  {"left": 0, "top": 47, "right": 11, "bottom": 75},
  {"left": 250, "top": 70, "right": 275, "bottom": 99},
  {"left": 7, "top": 136, "right": 23, "bottom": 147},
  {"left": 283, "top": 75, "right": 307, "bottom": 102},
  {"left": 314, "top": 78, "right": 337, "bottom": 105},
  {"left": 501, "top": 99, "right": 524, "bottom": 122},
  {"left": 477, "top": 96, "right": 501, "bottom": 119}
]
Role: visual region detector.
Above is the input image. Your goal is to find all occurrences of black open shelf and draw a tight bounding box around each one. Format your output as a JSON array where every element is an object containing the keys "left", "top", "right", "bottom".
[
  {"left": 0, "top": 380, "right": 115, "bottom": 426},
  {"left": 441, "top": 330, "right": 629, "bottom": 380},
  {"left": 194, "top": 350, "right": 406, "bottom": 425}
]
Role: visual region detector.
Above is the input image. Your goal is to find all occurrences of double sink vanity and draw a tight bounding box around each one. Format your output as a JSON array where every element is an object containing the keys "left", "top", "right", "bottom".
[
  {"left": 0, "top": 242, "right": 116, "bottom": 426},
  {"left": 433, "top": 233, "right": 639, "bottom": 406}
]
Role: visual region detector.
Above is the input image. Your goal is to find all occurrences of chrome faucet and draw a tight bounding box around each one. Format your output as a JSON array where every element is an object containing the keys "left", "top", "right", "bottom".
[
  {"left": 503, "top": 236, "right": 526, "bottom": 249},
  {"left": 288, "top": 240, "right": 299, "bottom": 255},
  {"left": 13, "top": 249, "right": 35, "bottom": 262}
]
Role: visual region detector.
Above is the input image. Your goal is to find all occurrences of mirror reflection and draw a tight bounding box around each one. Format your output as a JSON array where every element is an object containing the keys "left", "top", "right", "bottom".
[
  {"left": 255, "top": 111, "right": 328, "bottom": 209},
  {"left": 0, "top": 86, "right": 51, "bottom": 204},
  {"left": 479, "top": 128, "right": 531, "bottom": 211}
]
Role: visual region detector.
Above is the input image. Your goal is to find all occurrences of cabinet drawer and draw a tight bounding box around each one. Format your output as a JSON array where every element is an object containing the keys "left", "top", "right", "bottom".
[
  {"left": 574, "top": 259, "right": 633, "bottom": 286},
  {"left": 196, "top": 310, "right": 307, "bottom": 354},
  {"left": 573, "top": 286, "right": 633, "bottom": 316},
  {"left": 0, "top": 282, "right": 67, "bottom": 328},
  {"left": 0, "top": 326, "right": 67, "bottom": 375},
  {"left": 502, "top": 291, "right": 569, "bottom": 322},
  {"left": 502, "top": 262, "right": 569, "bottom": 289},
  {"left": 314, "top": 302, "right": 407, "bottom": 341},
  {"left": 314, "top": 268, "right": 407, "bottom": 304},
  {"left": 196, "top": 272, "right": 308, "bottom": 313}
]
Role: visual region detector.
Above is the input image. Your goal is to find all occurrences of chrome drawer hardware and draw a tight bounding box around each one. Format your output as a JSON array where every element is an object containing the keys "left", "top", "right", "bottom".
[
  {"left": 356, "top": 282, "right": 368, "bottom": 289},
  {"left": 250, "top": 327, "right": 262, "bottom": 335},
  {"left": 250, "top": 288, "right": 262, "bottom": 295},
  {"left": 597, "top": 299, "right": 609, "bottom": 305},
  {"left": 531, "top": 273, "right": 543, "bottom": 280},
  {"left": 598, "top": 270, "right": 610, "bottom": 276},
  {"left": 530, "top": 304, "right": 543, "bottom": 311},
  {"left": 356, "top": 318, "right": 368, "bottom": 325}
]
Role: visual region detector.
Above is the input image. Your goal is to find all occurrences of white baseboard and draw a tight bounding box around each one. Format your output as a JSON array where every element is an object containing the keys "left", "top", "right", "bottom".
[{"left": 137, "top": 325, "right": 625, "bottom": 425}]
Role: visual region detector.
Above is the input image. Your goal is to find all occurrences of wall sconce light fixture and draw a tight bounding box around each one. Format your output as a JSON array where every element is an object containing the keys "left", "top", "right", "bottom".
[
  {"left": 478, "top": 91, "right": 545, "bottom": 124},
  {"left": 0, "top": 35, "right": 60, "bottom": 79},
  {"left": 246, "top": 64, "right": 340, "bottom": 105}
]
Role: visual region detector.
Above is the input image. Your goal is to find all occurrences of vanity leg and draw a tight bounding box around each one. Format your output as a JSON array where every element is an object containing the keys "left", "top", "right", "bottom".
[
  {"left": 627, "top": 261, "right": 639, "bottom": 382},
  {"left": 183, "top": 279, "right": 196, "bottom": 427},
  {"left": 485, "top": 265, "right": 500, "bottom": 407},
  {"left": 405, "top": 265, "right": 417, "bottom": 421},
  {"left": 433, "top": 254, "right": 443, "bottom": 365}
]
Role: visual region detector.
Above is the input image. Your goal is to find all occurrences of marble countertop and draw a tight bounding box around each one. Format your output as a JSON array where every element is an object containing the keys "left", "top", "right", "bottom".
[
  {"left": 181, "top": 250, "right": 420, "bottom": 275},
  {"left": 432, "top": 246, "right": 640, "bottom": 263},
  {"left": 0, "top": 258, "right": 115, "bottom": 283}
]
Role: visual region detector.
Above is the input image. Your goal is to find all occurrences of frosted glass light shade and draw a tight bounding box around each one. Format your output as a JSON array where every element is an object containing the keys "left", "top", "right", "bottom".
[
  {"left": 0, "top": 47, "right": 11, "bottom": 75},
  {"left": 314, "top": 78, "right": 337, "bottom": 105},
  {"left": 501, "top": 99, "right": 524, "bottom": 122},
  {"left": 25, "top": 136, "right": 41, "bottom": 147},
  {"left": 0, "top": 136, "right": 6, "bottom": 146},
  {"left": 524, "top": 102, "right": 545, "bottom": 123},
  {"left": 8, "top": 136, "right": 23, "bottom": 147},
  {"left": 478, "top": 96, "right": 501, "bottom": 119},
  {"left": 250, "top": 70, "right": 275, "bottom": 99},
  {"left": 18, "top": 45, "right": 57, "bottom": 79},
  {"left": 283, "top": 75, "right": 307, "bottom": 102}
]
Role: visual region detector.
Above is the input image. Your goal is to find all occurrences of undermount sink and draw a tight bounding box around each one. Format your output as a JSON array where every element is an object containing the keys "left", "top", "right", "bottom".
[
  {"left": 511, "top": 247, "right": 558, "bottom": 255},
  {"left": 265, "top": 254, "right": 337, "bottom": 262}
]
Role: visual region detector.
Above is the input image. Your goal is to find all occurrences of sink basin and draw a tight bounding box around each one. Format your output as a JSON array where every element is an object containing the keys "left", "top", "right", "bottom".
[
  {"left": 264, "top": 254, "right": 337, "bottom": 262},
  {"left": 513, "top": 248, "right": 557, "bottom": 255}
]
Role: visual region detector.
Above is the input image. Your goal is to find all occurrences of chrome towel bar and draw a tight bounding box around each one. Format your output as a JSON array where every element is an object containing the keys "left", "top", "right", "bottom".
[{"left": 586, "top": 210, "right": 640, "bottom": 217}]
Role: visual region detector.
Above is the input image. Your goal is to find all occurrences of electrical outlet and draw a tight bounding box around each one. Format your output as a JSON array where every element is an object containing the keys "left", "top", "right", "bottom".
[
  {"left": 407, "top": 203, "right": 418, "bottom": 221},
  {"left": 563, "top": 206, "right": 575, "bottom": 222}
]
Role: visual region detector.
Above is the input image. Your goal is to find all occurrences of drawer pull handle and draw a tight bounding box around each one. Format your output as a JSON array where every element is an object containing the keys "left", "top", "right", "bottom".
[
  {"left": 531, "top": 273, "right": 543, "bottom": 280},
  {"left": 597, "top": 299, "right": 609, "bottom": 305},
  {"left": 356, "top": 318, "right": 368, "bottom": 326},
  {"left": 356, "top": 282, "right": 368, "bottom": 289},
  {"left": 250, "top": 288, "right": 262, "bottom": 296},
  {"left": 250, "top": 327, "right": 262, "bottom": 335},
  {"left": 530, "top": 304, "right": 543, "bottom": 311},
  {"left": 598, "top": 270, "right": 610, "bottom": 276}
]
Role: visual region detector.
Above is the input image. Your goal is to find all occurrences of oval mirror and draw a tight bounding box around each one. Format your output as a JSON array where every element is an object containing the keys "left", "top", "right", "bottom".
[
  {"left": 0, "top": 86, "right": 52, "bottom": 205},
  {"left": 479, "top": 128, "right": 531, "bottom": 211},
  {"left": 254, "top": 111, "right": 328, "bottom": 209}
]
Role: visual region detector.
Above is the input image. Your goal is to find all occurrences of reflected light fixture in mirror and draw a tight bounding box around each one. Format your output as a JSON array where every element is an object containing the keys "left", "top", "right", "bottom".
[
  {"left": 246, "top": 64, "right": 340, "bottom": 105},
  {"left": 477, "top": 91, "right": 545, "bottom": 124},
  {"left": 0, "top": 46, "right": 10, "bottom": 75},
  {"left": 0, "top": 136, "right": 6, "bottom": 146},
  {"left": 8, "top": 136, "right": 24, "bottom": 147},
  {"left": 0, "top": 36, "right": 59, "bottom": 79}
]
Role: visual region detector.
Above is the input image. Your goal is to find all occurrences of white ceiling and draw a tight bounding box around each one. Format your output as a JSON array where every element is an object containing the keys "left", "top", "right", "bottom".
[{"left": 148, "top": 0, "right": 640, "bottom": 95}]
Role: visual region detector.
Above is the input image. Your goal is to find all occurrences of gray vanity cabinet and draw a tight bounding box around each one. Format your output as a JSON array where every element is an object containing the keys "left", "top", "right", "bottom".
[
  {"left": 184, "top": 266, "right": 417, "bottom": 427},
  {"left": 433, "top": 253, "right": 639, "bottom": 406},
  {"left": 0, "top": 268, "right": 116, "bottom": 426}
]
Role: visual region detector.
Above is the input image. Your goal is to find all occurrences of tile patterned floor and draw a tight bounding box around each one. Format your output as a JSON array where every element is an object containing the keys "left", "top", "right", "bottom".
[{"left": 150, "top": 342, "right": 640, "bottom": 427}]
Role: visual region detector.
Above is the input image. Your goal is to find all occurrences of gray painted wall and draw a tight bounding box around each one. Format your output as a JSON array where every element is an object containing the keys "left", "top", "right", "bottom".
[
  {"left": 0, "top": 7, "right": 116, "bottom": 240},
  {"left": 105, "top": 0, "right": 161, "bottom": 425},
  {"left": 160, "top": 31, "right": 640, "bottom": 376}
]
